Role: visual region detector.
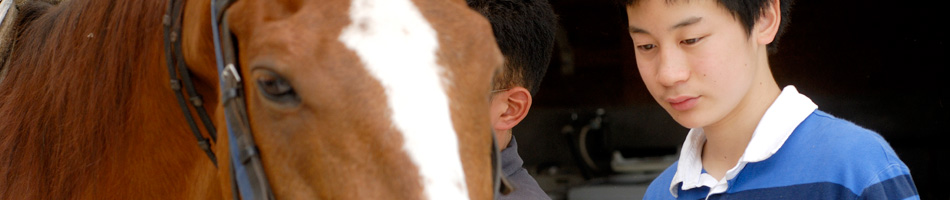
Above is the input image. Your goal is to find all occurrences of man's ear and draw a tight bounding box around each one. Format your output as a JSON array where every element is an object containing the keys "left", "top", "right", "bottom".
[
  {"left": 754, "top": 0, "right": 782, "bottom": 45},
  {"left": 491, "top": 87, "right": 533, "bottom": 131}
]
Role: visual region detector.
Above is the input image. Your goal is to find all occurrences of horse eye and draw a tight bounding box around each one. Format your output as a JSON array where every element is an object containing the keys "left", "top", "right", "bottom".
[{"left": 255, "top": 71, "right": 300, "bottom": 105}]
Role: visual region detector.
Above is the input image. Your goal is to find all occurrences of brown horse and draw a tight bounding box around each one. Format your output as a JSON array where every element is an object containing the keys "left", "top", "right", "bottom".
[{"left": 0, "top": 0, "right": 502, "bottom": 199}]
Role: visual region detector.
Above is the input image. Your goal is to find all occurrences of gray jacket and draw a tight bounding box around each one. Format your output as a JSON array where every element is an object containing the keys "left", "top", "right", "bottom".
[{"left": 498, "top": 137, "right": 550, "bottom": 200}]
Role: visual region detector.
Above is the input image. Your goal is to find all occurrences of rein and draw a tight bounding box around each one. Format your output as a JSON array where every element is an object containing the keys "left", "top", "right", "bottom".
[
  {"left": 163, "top": 0, "right": 218, "bottom": 167},
  {"left": 163, "top": 0, "right": 512, "bottom": 199}
]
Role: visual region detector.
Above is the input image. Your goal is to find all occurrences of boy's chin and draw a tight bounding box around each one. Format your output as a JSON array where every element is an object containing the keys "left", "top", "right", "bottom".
[{"left": 665, "top": 109, "right": 711, "bottom": 129}]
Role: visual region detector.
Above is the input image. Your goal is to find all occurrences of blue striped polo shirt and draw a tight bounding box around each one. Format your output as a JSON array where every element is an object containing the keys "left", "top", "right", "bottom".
[{"left": 643, "top": 86, "right": 919, "bottom": 200}]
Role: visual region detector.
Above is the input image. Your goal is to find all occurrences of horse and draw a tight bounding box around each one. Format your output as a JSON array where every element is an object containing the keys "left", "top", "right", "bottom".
[{"left": 0, "top": 0, "right": 504, "bottom": 199}]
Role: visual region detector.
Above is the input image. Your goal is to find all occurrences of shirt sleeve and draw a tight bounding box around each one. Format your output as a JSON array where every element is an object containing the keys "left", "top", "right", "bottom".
[{"left": 858, "top": 164, "right": 919, "bottom": 200}]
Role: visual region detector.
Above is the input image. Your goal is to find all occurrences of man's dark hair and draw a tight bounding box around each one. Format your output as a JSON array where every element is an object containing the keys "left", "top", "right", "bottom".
[
  {"left": 467, "top": 0, "right": 558, "bottom": 95},
  {"left": 622, "top": 0, "right": 794, "bottom": 53}
]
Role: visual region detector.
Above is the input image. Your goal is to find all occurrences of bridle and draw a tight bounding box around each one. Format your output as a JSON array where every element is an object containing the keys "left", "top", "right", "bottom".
[
  {"left": 163, "top": 0, "right": 513, "bottom": 199},
  {"left": 163, "top": 0, "right": 273, "bottom": 198}
]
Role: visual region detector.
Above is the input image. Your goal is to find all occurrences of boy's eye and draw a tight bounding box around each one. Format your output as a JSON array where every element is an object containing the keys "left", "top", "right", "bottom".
[
  {"left": 681, "top": 37, "right": 703, "bottom": 45},
  {"left": 636, "top": 44, "right": 656, "bottom": 51}
]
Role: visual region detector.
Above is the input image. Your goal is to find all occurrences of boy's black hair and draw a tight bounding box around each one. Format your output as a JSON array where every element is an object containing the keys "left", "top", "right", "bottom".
[
  {"left": 467, "top": 0, "right": 558, "bottom": 95},
  {"left": 622, "top": 0, "right": 794, "bottom": 54}
]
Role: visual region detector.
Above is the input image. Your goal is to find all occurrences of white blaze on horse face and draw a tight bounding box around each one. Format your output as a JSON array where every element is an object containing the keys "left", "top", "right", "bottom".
[{"left": 339, "top": 0, "right": 470, "bottom": 199}]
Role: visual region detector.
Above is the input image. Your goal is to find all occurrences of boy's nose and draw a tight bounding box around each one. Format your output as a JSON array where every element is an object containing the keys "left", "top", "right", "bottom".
[{"left": 656, "top": 49, "right": 690, "bottom": 87}]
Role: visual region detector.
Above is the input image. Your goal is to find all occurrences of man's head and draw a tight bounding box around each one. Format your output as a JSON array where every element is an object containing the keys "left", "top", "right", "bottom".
[
  {"left": 468, "top": 0, "right": 557, "bottom": 95},
  {"left": 624, "top": 0, "right": 791, "bottom": 128},
  {"left": 467, "top": 0, "right": 557, "bottom": 147}
]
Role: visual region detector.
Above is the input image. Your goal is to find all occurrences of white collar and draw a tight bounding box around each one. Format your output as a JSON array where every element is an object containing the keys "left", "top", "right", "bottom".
[{"left": 669, "top": 86, "right": 818, "bottom": 198}]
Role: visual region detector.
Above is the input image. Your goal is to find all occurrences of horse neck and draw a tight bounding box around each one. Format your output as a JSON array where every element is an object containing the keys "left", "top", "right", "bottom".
[{"left": 0, "top": 0, "right": 220, "bottom": 199}]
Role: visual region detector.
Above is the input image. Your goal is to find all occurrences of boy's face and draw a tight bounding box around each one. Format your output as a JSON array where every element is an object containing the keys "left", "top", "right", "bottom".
[{"left": 626, "top": 0, "right": 765, "bottom": 128}]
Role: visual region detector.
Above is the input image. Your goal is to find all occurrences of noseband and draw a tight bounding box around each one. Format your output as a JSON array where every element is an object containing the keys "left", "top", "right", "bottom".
[{"left": 163, "top": 0, "right": 512, "bottom": 199}]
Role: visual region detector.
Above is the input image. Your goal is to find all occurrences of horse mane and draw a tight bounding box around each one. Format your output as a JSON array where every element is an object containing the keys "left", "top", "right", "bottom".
[{"left": 0, "top": 0, "right": 170, "bottom": 198}]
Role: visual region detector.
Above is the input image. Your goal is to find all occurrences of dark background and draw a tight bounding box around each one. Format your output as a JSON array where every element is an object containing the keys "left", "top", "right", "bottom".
[{"left": 513, "top": 0, "right": 949, "bottom": 199}]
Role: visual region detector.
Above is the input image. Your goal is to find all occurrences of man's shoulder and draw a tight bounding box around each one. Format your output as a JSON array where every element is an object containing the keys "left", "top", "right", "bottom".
[
  {"left": 746, "top": 110, "right": 917, "bottom": 198},
  {"left": 497, "top": 137, "right": 551, "bottom": 200},
  {"left": 792, "top": 110, "right": 901, "bottom": 165}
]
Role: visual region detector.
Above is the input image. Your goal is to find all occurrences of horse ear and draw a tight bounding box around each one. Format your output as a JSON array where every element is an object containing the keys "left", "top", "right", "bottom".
[{"left": 491, "top": 86, "right": 532, "bottom": 131}]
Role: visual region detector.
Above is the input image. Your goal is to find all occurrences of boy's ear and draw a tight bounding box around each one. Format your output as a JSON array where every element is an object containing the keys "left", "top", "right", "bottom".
[
  {"left": 754, "top": 0, "right": 782, "bottom": 45},
  {"left": 491, "top": 86, "right": 533, "bottom": 131}
]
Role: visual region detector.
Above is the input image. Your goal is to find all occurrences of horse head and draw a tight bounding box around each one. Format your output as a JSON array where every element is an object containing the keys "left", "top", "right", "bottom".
[{"left": 182, "top": 0, "right": 503, "bottom": 199}]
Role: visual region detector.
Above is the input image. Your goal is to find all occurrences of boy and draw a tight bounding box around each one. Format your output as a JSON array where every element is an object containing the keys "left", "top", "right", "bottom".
[
  {"left": 621, "top": 0, "right": 919, "bottom": 199},
  {"left": 466, "top": 0, "right": 557, "bottom": 199}
]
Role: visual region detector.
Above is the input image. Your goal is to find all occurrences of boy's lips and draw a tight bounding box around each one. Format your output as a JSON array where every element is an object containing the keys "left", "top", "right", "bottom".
[{"left": 667, "top": 96, "right": 699, "bottom": 111}]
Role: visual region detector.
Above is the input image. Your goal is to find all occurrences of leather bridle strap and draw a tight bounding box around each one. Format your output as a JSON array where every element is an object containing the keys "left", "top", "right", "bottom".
[
  {"left": 164, "top": 0, "right": 218, "bottom": 166},
  {"left": 211, "top": 0, "right": 275, "bottom": 199}
]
